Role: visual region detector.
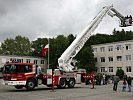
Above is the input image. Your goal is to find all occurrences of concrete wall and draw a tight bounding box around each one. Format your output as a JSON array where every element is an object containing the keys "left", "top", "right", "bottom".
[{"left": 0, "top": 55, "right": 47, "bottom": 68}]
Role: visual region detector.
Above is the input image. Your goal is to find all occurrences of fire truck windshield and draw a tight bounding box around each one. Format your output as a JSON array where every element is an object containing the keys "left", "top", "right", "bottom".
[{"left": 3, "top": 64, "right": 32, "bottom": 74}]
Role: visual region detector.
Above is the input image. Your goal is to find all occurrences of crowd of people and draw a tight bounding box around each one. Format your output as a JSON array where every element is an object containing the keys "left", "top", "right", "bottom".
[
  {"left": 112, "top": 75, "right": 132, "bottom": 92},
  {"left": 95, "top": 73, "right": 112, "bottom": 85},
  {"left": 94, "top": 73, "right": 132, "bottom": 92},
  {"left": 121, "top": 76, "right": 132, "bottom": 92}
]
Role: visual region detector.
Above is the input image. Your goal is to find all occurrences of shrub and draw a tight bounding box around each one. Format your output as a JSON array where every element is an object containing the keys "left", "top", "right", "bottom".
[{"left": 116, "top": 69, "right": 124, "bottom": 80}]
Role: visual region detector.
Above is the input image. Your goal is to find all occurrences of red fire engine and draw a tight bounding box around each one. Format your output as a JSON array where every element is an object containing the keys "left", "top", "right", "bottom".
[{"left": 2, "top": 62, "right": 86, "bottom": 90}]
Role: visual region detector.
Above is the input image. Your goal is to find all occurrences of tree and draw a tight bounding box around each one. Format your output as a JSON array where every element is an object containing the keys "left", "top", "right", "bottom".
[
  {"left": 118, "top": 29, "right": 126, "bottom": 41},
  {"left": 125, "top": 30, "right": 133, "bottom": 40},
  {"left": 49, "top": 35, "right": 69, "bottom": 69},
  {"left": 112, "top": 28, "right": 117, "bottom": 35},
  {"left": 116, "top": 69, "right": 124, "bottom": 80},
  {"left": 67, "top": 34, "right": 75, "bottom": 45},
  {"left": 1, "top": 35, "right": 32, "bottom": 56},
  {"left": 1, "top": 38, "right": 15, "bottom": 55},
  {"left": 113, "top": 29, "right": 133, "bottom": 41},
  {"left": 14, "top": 35, "right": 32, "bottom": 56},
  {"left": 31, "top": 38, "right": 48, "bottom": 56},
  {"left": 86, "top": 34, "right": 113, "bottom": 46},
  {"left": 76, "top": 46, "right": 96, "bottom": 73}
]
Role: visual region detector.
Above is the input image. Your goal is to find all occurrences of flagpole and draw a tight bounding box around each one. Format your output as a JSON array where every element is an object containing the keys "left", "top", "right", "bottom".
[{"left": 48, "top": 38, "right": 49, "bottom": 69}]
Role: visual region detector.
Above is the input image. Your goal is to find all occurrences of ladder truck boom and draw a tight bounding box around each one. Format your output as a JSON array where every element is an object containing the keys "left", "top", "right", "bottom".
[{"left": 58, "top": 6, "right": 132, "bottom": 72}]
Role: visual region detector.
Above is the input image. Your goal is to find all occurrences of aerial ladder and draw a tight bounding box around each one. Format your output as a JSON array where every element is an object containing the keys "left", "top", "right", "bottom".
[{"left": 58, "top": 6, "right": 132, "bottom": 72}]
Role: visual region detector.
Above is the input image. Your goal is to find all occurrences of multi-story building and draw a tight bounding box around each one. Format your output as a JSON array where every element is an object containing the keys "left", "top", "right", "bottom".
[
  {"left": 0, "top": 55, "right": 46, "bottom": 68},
  {"left": 92, "top": 40, "right": 133, "bottom": 77}
]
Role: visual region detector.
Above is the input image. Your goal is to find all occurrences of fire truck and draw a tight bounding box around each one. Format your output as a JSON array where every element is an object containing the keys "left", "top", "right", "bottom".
[{"left": 2, "top": 6, "right": 132, "bottom": 90}]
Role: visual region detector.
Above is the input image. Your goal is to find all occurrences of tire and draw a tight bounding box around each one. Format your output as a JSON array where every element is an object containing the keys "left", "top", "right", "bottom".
[
  {"left": 57, "top": 79, "right": 66, "bottom": 89},
  {"left": 47, "top": 84, "right": 52, "bottom": 87},
  {"left": 14, "top": 86, "right": 23, "bottom": 89},
  {"left": 68, "top": 78, "right": 75, "bottom": 88},
  {"left": 25, "top": 79, "right": 35, "bottom": 90},
  {"left": 86, "top": 79, "right": 89, "bottom": 85}
]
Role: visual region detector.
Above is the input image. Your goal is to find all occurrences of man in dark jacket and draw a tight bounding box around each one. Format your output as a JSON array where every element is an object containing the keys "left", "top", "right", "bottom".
[
  {"left": 113, "top": 75, "right": 120, "bottom": 91},
  {"left": 127, "top": 76, "right": 132, "bottom": 92}
]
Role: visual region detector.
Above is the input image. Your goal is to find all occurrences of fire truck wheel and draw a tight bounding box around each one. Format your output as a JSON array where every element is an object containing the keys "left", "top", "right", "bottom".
[
  {"left": 14, "top": 86, "right": 23, "bottom": 89},
  {"left": 46, "top": 85, "right": 52, "bottom": 87},
  {"left": 26, "top": 79, "right": 35, "bottom": 90},
  {"left": 57, "top": 78, "right": 66, "bottom": 88},
  {"left": 68, "top": 78, "right": 75, "bottom": 88}
]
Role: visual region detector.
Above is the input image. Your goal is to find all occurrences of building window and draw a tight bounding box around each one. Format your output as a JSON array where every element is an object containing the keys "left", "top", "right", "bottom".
[
  {"left": 94, "top": 58, "right": 97, "bottom": 62},
  {"left": 34, "top": 60, "right": 38, "bottom": 64},
  {"left": 17, "top": 59, "right": 23, "bottom": 63},
  {"left": 109, "top": 67, "right": 113, "bottom": 72},
  {"left": 100, "top": 67, "right": 105, "bottom": 72},
  {"left": 10, "top": 58, "right": 17, "bottom": 62},
  {"left": 125, "top": 44, "right": 131, "bottom": 50},
  {"left": 126, "top": 55, "right": 131, "bottom": 61},
  {"left": 116, "top": 45, "right": 122, "bottom": 51},
  {"left": 117, "top": 67, "right": 122, "bottom": 70},
  {"left": 26, "top": 59, "right": 31, "bottom": 63},
  {"left": 126, "top": 66, "right": 131, "bottom": 72},
  {"left": 108, "top": 57, "right": 113, "bottom": 62},
  {"left": 117, "top": 56, "right": 122, "bottom": 61},
  {"left": 100, "top": 47, "right": 105, "bottom": 52},
  {"left": 93, "top": 48, "right": 97, "bottom": 53},
  {"left": 108, "top": 46, "right": 113, "bottom": 52},
  {"left": 100, "top": 57, "right": 105, "bottom": 62},
  {"left": 41, "top": 60, "right": 45, "bottom": 64}
]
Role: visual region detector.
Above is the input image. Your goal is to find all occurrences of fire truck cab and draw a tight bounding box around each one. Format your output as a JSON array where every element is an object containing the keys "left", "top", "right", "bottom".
[{"left": 2, "top": 62, "right": 37, "bottom": 90}]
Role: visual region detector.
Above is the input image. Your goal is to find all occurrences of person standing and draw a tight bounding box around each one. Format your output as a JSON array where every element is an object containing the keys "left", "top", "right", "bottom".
[
  {"left": 36, "top": 65, "right": 42, "bottom": 75},
  {"left": 122, "top": 79, "right": 127, "bottom": 92},
  {"left": 113, "top": 75, "right": 120, "bottom": 91},
  {"left": 36, "top": 65, "right": 42, "bottom": 85},
  {"left": 102, "top": 73, "right": 105, "bottom": 85},
  {"left": 127, "top": 76, "right": 132, "bottom": 92}
]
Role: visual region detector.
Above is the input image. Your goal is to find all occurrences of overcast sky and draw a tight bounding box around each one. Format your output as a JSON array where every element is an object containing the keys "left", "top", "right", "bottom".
[{"left": 0, "top": 0, "right": 133, "bottom": 42}]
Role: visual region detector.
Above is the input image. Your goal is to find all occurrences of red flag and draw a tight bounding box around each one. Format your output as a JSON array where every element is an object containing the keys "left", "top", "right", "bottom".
[{"left": 42, "top": 44, "right": 49, "bottom": 56}]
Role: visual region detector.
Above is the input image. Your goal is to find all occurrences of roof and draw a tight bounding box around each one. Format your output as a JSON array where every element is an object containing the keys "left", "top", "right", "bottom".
[
  {"left": 0, "top": 54, "right": 45, "bottom": 59},
  {"left": 91, "top": 40, "right": 133, "bottom": 47},
  {"left": 5, "top": 62, "right": 34, "bottom": 66}
]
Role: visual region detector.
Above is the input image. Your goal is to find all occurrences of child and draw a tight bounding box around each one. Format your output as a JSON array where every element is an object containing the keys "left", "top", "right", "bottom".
[{"left": 122, "top": 79, "right": 127, "bottom": 92}]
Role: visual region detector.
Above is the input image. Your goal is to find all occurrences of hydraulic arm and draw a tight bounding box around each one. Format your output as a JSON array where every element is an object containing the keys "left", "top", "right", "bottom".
[{"left": 58, "top": 6, "right": 132, "bottom": 72}]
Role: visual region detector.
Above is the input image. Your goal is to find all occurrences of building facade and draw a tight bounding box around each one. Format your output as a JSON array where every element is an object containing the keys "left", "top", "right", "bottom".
[
  {"left": 92, "top": 40, "right": 133, "bottom": 77},
  {"left": 0, "top": 55, "right": 46, "bottom": 68}
]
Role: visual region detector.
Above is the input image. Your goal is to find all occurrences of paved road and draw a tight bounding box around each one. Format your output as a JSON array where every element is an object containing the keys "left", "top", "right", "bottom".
[{"left": 0, "top": 79, "right": 133, "bottom": 100}]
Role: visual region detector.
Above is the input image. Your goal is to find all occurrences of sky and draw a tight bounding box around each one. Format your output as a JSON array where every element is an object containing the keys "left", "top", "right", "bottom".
[{"left": 0, "top": 0, "right": 133, "bottom": 42}]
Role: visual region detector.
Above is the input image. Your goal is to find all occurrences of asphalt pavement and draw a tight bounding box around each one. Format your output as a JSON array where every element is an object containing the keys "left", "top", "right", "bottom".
[{"left": 0, "top": 79, "right": 133, "bottom": 100}]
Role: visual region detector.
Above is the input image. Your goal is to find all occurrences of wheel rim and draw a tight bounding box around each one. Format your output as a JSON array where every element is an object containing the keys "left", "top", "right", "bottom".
[
  {"left": 70, "top": 81, "right": 74, "bottom": 86},
  {"left": 60, "top": 80, "right": 66, "bottom": 87},
  {"left": 28, "top": 82, "right": 34, "bottom": 88}
]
